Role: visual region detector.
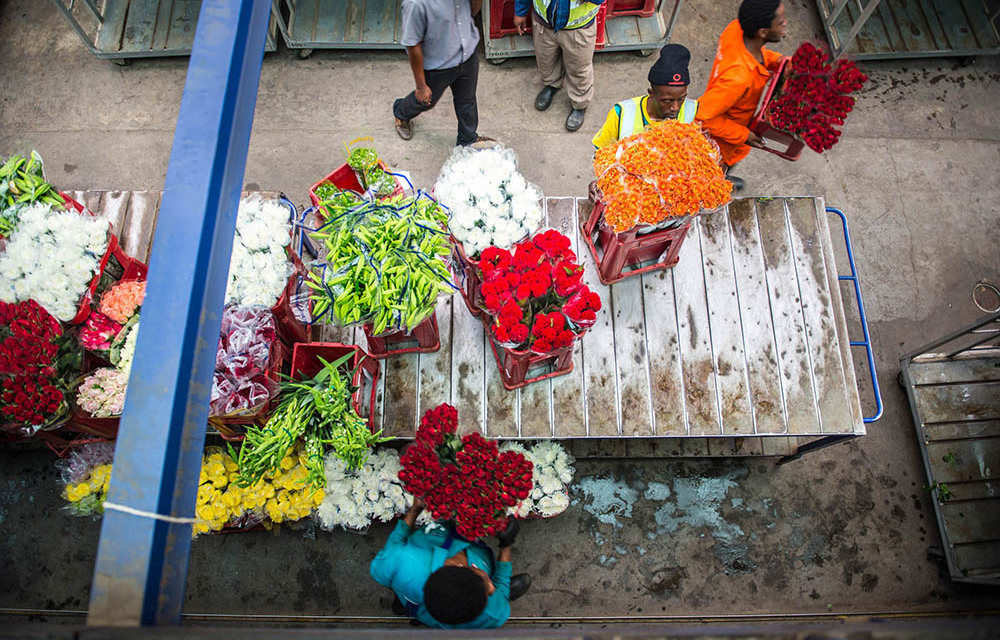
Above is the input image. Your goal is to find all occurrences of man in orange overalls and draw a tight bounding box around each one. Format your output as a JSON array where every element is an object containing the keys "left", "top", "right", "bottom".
[{"left": 697, "top": 0, "right": 788, "bottom": 190}]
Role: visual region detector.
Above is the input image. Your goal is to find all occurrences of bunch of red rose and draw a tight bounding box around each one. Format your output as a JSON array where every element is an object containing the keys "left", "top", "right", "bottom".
[
  {"left": 767, "top": 42, "right": 868, "bottom": 153},
  {"left": 477, "top": 230, "right": 602, "bottom": 354},
  {"left": 0, "top": 300, "right": 78, "bottom": 430},
  {"left": 399, "top": 403, "right": 533, "bottom": 540}
]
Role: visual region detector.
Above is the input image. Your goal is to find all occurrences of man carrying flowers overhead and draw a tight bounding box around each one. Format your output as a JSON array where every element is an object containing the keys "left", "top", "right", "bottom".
[
  {"left": 592, "top": 44, "right": 699, "bottom": 149},
  {"left": 697, "top": 0, "right": 788, "bottom": 190}
]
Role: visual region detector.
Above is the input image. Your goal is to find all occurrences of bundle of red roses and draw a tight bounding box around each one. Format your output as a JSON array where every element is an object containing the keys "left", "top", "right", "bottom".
[
  {"left": 0, "top": 300, "right": 80, "bottom": 431},
  {"left": 477, "top": 230, "right": 602, "bottom": 354},
  {"left": 766, "top": 42, "right": 868, "bottom": 153},
  {"left": 399, "top": 403, "right": 533, "bottom": 539}
]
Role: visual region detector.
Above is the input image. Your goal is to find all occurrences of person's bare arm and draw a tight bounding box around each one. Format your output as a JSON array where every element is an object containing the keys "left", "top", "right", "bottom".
[
  {"left": 405, "top": 44, "right": 432, "bottom": 105},
  {"left": 403, "top": 496, "right": 425, "bottom": 529},
  {"left": 470, "top": 0, "right": 483, "bottom": 16}
]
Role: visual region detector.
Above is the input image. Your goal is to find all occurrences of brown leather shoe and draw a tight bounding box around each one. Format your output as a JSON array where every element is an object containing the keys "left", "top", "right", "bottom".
[{"left": 395, "top": 117, "right": 412, "bottom": 141}]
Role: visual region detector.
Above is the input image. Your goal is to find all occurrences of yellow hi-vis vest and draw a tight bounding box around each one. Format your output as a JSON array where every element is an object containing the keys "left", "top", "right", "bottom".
[
  {"left": 618, "top": 96, "right": 699, "bottom": 139},
  {"left": 532, "top": 0, "right": 601, "bottom": 30}
]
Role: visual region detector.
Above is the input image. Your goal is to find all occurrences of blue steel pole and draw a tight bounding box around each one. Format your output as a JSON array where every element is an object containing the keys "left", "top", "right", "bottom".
[{"left": 86, "top": 0, "right": 271, "bottom": 626}]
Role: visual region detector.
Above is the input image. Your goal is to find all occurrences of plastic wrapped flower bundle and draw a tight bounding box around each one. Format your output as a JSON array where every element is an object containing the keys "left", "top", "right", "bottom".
[
  {"left": 315, "top": 448, "right": 412, "bottom": 531},
  {"left": 58, "top": 441, "right": 116, "bottom": 517},
  {"left": 0, "top": 300, "right": 80, "bottom": 432},
  {"left": 766, "top": 42, "right": 868, "bottom": 153},
  {"left": 193, "top": 446, "right": 324, "bottom": 537},
  {"left": 501, "top": 442, "right": 575, "bottom": 518},
  {"left": 0, "top": 151, "right": 67, "bottom": 238},
  {"left": 308, "top": 192, "right": 455, "bottom": 335},
  {"left": 77, "top": 367, "right": 128, "bottom": 418},
  {"left": 0, "top": 202, "right": 109, "bottom": 321},
  {"left": 78, "top": 311, "right": 121, "bottom": 352},
  {"left": 433, "top": 145, "right": 544, "bottom": 258},
  {"left": 399, "top": 403, "right": 533, "bottom": 540},
  {"left": 226, "top": 195, "right": 293, "bottom": 308},
  {"left": 593, "top": 120, "right": 732, "bottom": 233},
  {"left": 477, "top": 230, "right": 602, "bottom": 353},
  {"left": 113, "top": 319, "right": 139, "bottom": 376},
  {"left": 98, "top": 280, "right": 145, "bottom": 324},
  {"left": 210, "top": 305, "right": 278, "bottom": 417}
]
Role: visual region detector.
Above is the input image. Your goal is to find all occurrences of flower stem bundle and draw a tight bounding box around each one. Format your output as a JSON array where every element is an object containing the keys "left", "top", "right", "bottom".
[
  {"left": 308, "top": 192, "right": 455, "bottom": 335},
  {"left": 230, "top": 353, "right": 390, "bottom": 489}
]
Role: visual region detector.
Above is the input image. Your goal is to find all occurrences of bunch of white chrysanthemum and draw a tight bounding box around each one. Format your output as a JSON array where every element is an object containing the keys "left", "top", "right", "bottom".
[
  {"left": 315, "top": 448, "right": 413, "bottom": 531},
  {"left": 225, "top": 196, "right": 292, "bottom": 308},
  {"left": 500, "top": 441, "right": 574, "bottom": 518},
  {"left": 0, "top": 203, "right": 109, "bottom": 321},
  {"left": 434, "top": 145, "right": 543, "bottom": 258}
]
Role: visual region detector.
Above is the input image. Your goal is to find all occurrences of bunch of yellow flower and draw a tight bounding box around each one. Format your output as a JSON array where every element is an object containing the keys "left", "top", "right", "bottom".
[
  {"left": 192, "top": 446, "right": 324, "bottom": 537},
  {"left": 63, "top": 463, "right": 112, "bottom": 516}
]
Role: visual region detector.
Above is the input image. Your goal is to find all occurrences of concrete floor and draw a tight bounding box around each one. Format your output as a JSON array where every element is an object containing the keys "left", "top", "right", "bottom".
[{"left": 2, "top": 0, "right": 1000, "bottom": 625}]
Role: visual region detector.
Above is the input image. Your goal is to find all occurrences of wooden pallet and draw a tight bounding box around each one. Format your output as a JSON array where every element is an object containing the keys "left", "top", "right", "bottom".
[{"left": 73, "top": 192, "right": 865, "bottom": 455}]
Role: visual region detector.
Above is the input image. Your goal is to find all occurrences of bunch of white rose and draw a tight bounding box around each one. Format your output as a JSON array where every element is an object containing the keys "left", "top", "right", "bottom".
[
  {"left": 316, "top": 448, "right": 414, "bottom": 531},
  {"left": 0, "top": 203, "right": 109, "bottom": 321},
  {"left": 225, "top": 196, "right": 292, "bottom": 308},
  {"left": 434, "top": 145, "right": 543, "bottom": 258},
  {"left": 500, "top": 441, "right": 575, "bottom": 518}
]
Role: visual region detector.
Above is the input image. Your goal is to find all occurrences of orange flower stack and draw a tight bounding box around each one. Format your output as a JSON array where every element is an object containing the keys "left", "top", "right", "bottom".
[
  {"left": 98, "top": 280, "right": 146, "bottom": 324},
  {"left": 593, "top": 121, "right": 733, "bottom": 233}
]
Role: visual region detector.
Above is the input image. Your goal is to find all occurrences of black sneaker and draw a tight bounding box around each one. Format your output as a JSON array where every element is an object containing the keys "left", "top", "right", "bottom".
[{"left": 510, "top": 573, "right": 532, "bottom": 601}]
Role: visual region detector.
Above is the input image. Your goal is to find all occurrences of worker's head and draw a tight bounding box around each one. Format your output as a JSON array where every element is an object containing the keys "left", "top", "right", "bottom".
[
  {"left": 738, "top": 0, "right": 787, "bottom": 43},
  {"left": 647, "top": 44, "right": 691, "bottom": 120},
  {"left": 424, "top": 565, "right": 492, "bottom": 625}
]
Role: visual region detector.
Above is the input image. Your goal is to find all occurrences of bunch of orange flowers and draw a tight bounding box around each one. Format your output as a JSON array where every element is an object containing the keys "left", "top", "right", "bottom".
[{"left": 593, "top": 121, "right": 732, "bottom": 233}]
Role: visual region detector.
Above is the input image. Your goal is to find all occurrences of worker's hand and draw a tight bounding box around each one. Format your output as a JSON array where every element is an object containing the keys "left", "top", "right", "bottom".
[
  {"left": 513, "top": 15, "right": 528, "bottom": 36},
  {"left": 496, "top": 517, "right": 520, "bottom": 548},
  {"left": 746, "top": 130, "right": 767, "bottom": 149},
  {"left": 415, "top": 84, "right": 432, "bottom": 106},
  {"left": 409, "top": 496, "right": 425, "bottom": 513}
]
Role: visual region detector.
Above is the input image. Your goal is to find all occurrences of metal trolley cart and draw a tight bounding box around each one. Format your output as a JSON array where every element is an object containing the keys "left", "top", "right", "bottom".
[
  {"left": 50, "top": 0, "right": 278, "bottom": 63},
  {"left": 270, "top": 0, "right": 683, "bottom": 61},
  {"left": 814, "top": 0, "right": 1000, "bottom": 61},
  {"left": 899, "top": 310, "right": 1000, "bottom": 585},
  {"left": 484, "top": 0, "right": 684, "bottom": 62}
]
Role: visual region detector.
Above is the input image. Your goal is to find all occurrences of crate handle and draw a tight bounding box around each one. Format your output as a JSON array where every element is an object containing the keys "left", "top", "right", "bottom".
[{"left": 827, "top": 207, "right": 882, "bottom": 423}]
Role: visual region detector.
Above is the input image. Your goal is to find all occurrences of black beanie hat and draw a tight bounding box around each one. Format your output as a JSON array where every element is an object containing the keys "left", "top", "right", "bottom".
[{"left": 648, "top": 44, "right": 691, "bottom": 87}]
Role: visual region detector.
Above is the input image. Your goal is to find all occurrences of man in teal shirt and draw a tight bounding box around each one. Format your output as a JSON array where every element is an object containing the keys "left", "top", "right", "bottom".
[{"left": 370, "top": 498, "right": 531, "bottom": 628}]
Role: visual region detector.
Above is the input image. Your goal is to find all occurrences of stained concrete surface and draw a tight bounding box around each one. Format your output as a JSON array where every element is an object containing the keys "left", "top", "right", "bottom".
[{"left": 1, "top": 0, "right": 999, "bottom": 624}]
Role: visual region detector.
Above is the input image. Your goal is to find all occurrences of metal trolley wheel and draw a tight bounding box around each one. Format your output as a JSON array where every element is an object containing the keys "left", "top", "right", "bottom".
[{"left": 973, "top": 280, "right": 1000, "bottom": 313}]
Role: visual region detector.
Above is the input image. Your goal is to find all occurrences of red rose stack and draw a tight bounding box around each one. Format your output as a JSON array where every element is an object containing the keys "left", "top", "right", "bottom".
[
  {"left": 0, "top": 300, "right": 76, "bottom": 429},
  {"left": 399, "top": 403, "right": 533, "bottom": 540},
  {"left": 476, "top": 229, "right": 602, "bottom": 354},
  {"left": 767, "top": 42, "right": 868, "bottom": 153}
]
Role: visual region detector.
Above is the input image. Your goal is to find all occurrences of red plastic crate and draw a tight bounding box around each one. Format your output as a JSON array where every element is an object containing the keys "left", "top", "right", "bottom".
[
  {"left": 450, "top": 236, "right": 483, "bottom": 317},
  {"left": 308, "top": 161, "right": 404, "bottom": 208},
  {"left": 271, "top": 248, "right": 313, "bottom": 346},
  {"left": 61, "top": 194, "right": 148, "bottom": 325},
  {"left": 210, "top": 339, "right": 289, "bottom": 440},
  {"left": 483, "top": 317, "right": 574, "bottom": 390},
  {"left": 750, "top": 57, "right": 805, "bottom": 161},
  {"left": 580, "top": 200, "right": 690, "bottom": 285},
  {"left": 606, "top": 0, "right": 655, "bottom": 18},
  {"left": 363, "top": 314, "right": 441, "bottom": 359},
  {"left": 289, "top": 342, "right": 380, "bottom": 431},
  {"left": 489, "top": 0, "right": 527, "bottom": 38},
  {"left": 595, "top": 4, "right": 608, "bottom": 50},
  {"left": 363, "top": 314, "right": 440, "bottom": 359}
]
